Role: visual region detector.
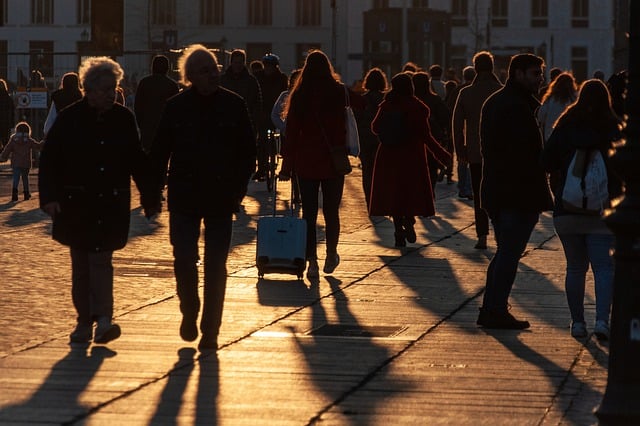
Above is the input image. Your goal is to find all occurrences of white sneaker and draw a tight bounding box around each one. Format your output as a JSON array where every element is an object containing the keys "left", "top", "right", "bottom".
[
  {"left": 594, "top": 320, "right": 609, "bottom": 340},
  {"left": 570, "top": 321, "right": 588, "bottom": 338}
]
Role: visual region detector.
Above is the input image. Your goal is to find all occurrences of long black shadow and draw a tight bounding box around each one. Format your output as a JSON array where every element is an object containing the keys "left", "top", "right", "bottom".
[
  {"left": 484, "top": 330, "right": 602, "bottom": 426},
  {"left": 0, "top": 344, "right": 115, "bottom": 424},
  {"left": 256, "top": 278, "right": 315, "bottom": 307},
  {"left": 195, "top": 353, "right": 220, "bottom": 424},
  {"left": 291, "top": 276, "right": 398, "bottom": 425},
  {"left": 148, "top": 347, "right": 197, "bottom": 425}
]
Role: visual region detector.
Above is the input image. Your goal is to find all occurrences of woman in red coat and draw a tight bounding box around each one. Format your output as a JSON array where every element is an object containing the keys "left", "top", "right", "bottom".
[
  {"left": 370, "top": 72, "right": 451, "bottom": 247},
  {"left": 280, "top": 50, "right": 363, "bottom": 279}
]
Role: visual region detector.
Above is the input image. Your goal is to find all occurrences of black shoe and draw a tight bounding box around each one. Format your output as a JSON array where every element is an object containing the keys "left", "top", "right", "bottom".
[
  {"left": 477, "top": 307, "right": 530, "bottom": 330},
  {"left": 474, "top": 236, "right": 487, "bottom": 250},
  {"left": 11, "top": 189, "right": 18, "bottom": 202},
  {"left": 94, "top": 321, "right": 121, "bottom": 344},
  {"left": 198, "top": 334, "right": 218, "bottom": 352},
  {"left": 403, "top": 219, "right": 416, "bottom": 243},
  {"left": 180, "top": 316, "right": 198, "bottom": 342},
  {"left": 23, "top": 192, "right": 31, "bottom": 200},
  {"left": 394, "top": 232, "right": 406, "bottom": 247},
  {"left": 252, "top": 170, "right": 266, "bottom": 181}
]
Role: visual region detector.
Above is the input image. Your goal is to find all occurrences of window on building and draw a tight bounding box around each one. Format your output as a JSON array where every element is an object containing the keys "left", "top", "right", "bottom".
[
  {"left": 201, "top": 0, "right": 224, "bottom": 25},
  {"left": 412, "top": 0, "right": 428, "bottom": 8},
  {"left": 29, "top": 40, "right": 54, "bottom": 80},
  {"left": 32, "top": 0, "right": 53, "bottom": 24},
  {"left": 0, "top": 41, "right": 7, "bottom": 78},
  {"left": 296, "top": 0, "right": 320, "bottom": 26},
  {"left": 491, "top": 0, "right": 508, "bottom": 27},
  {"left": 0, "top": 0, "right": 6, "bottom": 25},
  {"left": 451, "top": 0, "right": 468, "bottom": 26},
  {"left": 246, "top": 42, "right": 272, "bottom": 64},
  {"left": 571, "top": 46, "right": 588, "bottom": 82},
  {"left": 249, "top": 0, "right": 272, "bottom": 26},
  {"left": 373, "top": 0, "right": 389, "bottom": 8},
  {"left": 151, "top": 0, "right": 176, "bottom": 26},
  {"left": 296, "top": 43, "right": 321, "bottom": 68},
  {"left": 77, "top": 0, "right": 90, "bottom": 24},
  {"left": 531, "top": 0, "right": 548, "bottom": 27},
  {"left": 572, "top": 0, "right": 588, "bottom": 28}
]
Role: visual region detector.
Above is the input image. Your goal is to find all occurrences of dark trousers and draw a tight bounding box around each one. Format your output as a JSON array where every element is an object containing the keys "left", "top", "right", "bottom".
[
  {"left": 470, "top": 163, "right": 490, "bottom": 238},
  {"left": 170, "top": 211, "right": 233, "bottom": 338},
  {"left": 298, "top": 176, "right": 344, "bottom": 260},
  {"left": 482, "top": 209, "right": 539, "bottom": 312},
  {"left": 70, "top": 249, "right": 114, "bottom": 324}
]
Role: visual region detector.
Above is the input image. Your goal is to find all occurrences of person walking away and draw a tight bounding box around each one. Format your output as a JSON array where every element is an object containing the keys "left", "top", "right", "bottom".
[
  {"left": 38, "top": 56, "right": 156, "bottom": 344},
  {"left": 541, "top": 79, "right": 623, "bottom": 340},
  {"left": 537, "top": 72, "right": 577, "bottom": 143},
  {"left": 148, "top": 45, "right": 256, "bottom": 351},
  {"left": 353, "top": 67, "right": 388, "bottom": 209},
  {"left": 412, "top": 71, "right": 450, "bottom": 195},
  {"left": 253, "top": 53, "right": 288, "bottom": 181},
  {"left": 452, "top": 66, "right": 476, "bottom": 200},
  {"left": 476, "top": 53, "right": 553, "bottom": 329},
  {"left": 134, "top": 55, "right": 180, "bottom": 153},
  {"left": 370, "top": 72, "right": 451, "bottom": 247},
  {"left": 0, "top": 121, "right": 42, "bottom": 201},
  {"left": 452, "top": 51, "right": 503, "bottom": 250},
  {"left": 44, "top": 72, "right": 83, "bottom": 136},
  {"left": 221, "top": 49, "right": 262, "bottom": 138},
  {"left": 279, "top": 50, "right": 363, "bottom": 279},
  {"left": 0, "top": 79, "right": 15, "bottom": 150},
  {"left": 428, "top": 64, "right": 446, "bottom": 100}
]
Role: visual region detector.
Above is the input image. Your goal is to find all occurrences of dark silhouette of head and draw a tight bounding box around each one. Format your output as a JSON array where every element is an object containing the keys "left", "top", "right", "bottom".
[
  {"left": 473, "top": 51, "right": 494, "bottom": 73},
  {"left": 363, "top": 67, "right": 388, "bottom": 92},
  {"left": 151, "top": 55, "right": 170, "bottom": 75}
]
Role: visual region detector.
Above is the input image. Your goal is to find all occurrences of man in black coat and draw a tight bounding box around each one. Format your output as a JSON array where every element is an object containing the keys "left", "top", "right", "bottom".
[
  {"left": 148, "top": 44, "right": 256, "bottom": 351},
  {"left": 477, "top": 53, "right": 554, "bottom": 330},
  {"left": 39, "top": 57, "right": 155, "bottom": 345},
  {"left": 134, "top": 55, "right": 180, "bottom": 153}
]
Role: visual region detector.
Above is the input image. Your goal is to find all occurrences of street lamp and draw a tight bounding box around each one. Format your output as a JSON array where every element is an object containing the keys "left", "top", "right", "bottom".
[{"left": 595, "top": 1, "right": 640, "bottom": 425}]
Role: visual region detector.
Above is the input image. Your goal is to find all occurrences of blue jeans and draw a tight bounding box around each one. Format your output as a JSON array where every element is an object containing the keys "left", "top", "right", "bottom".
[
  {"left": 482, "top": 209, "right": 539, "bottom": 312},
  {"left": 457, "top": 162, "right": 472, "bottom": 196},
  {"left": 557, "top": 232, "right": 613, "bottom": 323},
  {"left": 12, "top": 167, "right": 30, "bottom": 192},
  {"left": 170, "top": 211, "right": 233, "bottom": 337},
  {"left": 298, "top": 176, "right": 344, "bottom": 260}
]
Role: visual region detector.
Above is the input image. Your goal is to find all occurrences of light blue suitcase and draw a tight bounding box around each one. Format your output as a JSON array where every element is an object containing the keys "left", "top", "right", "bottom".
[{"left": 256, "top": 178, "right": 306, "bottom": 279}]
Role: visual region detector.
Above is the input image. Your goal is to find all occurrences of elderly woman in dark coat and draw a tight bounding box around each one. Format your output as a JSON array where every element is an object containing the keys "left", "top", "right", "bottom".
[
  {"left": 369, "top": 72, "right": 451, "bottom": 247},
  {"left": 39, "top": 56, "right": 154, "bottom": 345}
]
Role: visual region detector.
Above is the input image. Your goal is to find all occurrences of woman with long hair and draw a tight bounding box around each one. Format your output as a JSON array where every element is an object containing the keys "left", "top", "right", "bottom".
[
  {"left": 537, "top": 71, "right": 578, "bottom": 142},
  {"left": 542, "top": 79, "right": 623, "bottom": 340},
  {"left": 280, "top": 50, "right": 363, "bottom": 279},
  {"left": 369, "top": 72, "right": 451, "bottom": 247}
]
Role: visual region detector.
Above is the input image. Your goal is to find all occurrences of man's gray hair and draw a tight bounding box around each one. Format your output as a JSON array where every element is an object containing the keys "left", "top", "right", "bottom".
[
  {"left": 178, "top": 44, "right": 219, "bottom": 87},
  {"left": 78, "top": 56, "right": 124, "bottom": 92}
]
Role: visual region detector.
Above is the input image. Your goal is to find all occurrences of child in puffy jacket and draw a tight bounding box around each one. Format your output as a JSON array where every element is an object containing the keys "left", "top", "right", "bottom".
[{"left": 0, "top": 121, "right": 42, "bottom": 201}]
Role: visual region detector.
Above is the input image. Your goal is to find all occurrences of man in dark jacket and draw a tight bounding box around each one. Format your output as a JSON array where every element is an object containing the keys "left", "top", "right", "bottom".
[
  {"left": 253, "top": 53, "right": 288, "bottom": 180},
  {"left": 452, "top": 51, "right": 503, "bottom": 249},
  {"left": 477, "top": 53, "right": 553, "bottom": 330},
  {"left": 148, "top": 44, "right": 256, "bottom": 351},
  {"left": 134, "top": 55, "right": 180, "bottom": 153},
  {"left": 39, "top": 57, "right": 155, "bottom": 345},
  {"left": 220, "top": 49, "right": 262, "bottom": 136}
]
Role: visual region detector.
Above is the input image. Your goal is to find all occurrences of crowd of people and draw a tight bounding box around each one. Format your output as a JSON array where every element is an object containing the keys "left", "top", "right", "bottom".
[{"left": 0, "top": 46, "right": 628, "bottom": 350}]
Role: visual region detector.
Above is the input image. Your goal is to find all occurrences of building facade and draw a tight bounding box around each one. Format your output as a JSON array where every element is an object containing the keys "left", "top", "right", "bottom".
[{"left": 0, "top": 0, "right": 628, "bottom": 91}]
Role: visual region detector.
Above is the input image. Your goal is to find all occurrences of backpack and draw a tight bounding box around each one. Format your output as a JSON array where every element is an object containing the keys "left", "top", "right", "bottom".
[
  {"left": 561, "top": 148, "right": 609, "bottom": 215},
  {"left": 377, "top": 110, "right": 409, "bottom": 146}
]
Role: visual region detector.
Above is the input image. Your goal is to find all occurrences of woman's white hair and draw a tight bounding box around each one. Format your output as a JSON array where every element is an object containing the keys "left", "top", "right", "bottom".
[
  {"left": 78, "top": 56, "right": 124, "bottom": 92},
  {"left": 177, "top": 44, "right": 218, "bottom": 87}
]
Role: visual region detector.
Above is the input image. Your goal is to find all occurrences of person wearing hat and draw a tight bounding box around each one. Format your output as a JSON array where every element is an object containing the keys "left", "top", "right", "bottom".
[{"left": 253, "top": 53, "right": 288, "bottom": 181}]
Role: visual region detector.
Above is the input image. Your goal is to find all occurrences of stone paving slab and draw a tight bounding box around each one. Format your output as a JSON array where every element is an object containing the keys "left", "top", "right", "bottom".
[{"left": 0, "top": 163, "right": 610, "bottom": 425}]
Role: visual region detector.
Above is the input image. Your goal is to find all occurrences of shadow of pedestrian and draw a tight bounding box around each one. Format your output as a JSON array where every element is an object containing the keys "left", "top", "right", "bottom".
[
  {"left": 483, "top": 329, "right": 601, "bottom": 425},
  {"left": 195, "top": 352, "right": 220, "bottom": 424},
  {"left": 289, "top": 276, "right": 402, "bottom": 425},
  {"left": 149, "top": 347, "right": 197, "bottom": 424},
  {"left": 0, "top": 344, "right": 116, "bottom": 424}
]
